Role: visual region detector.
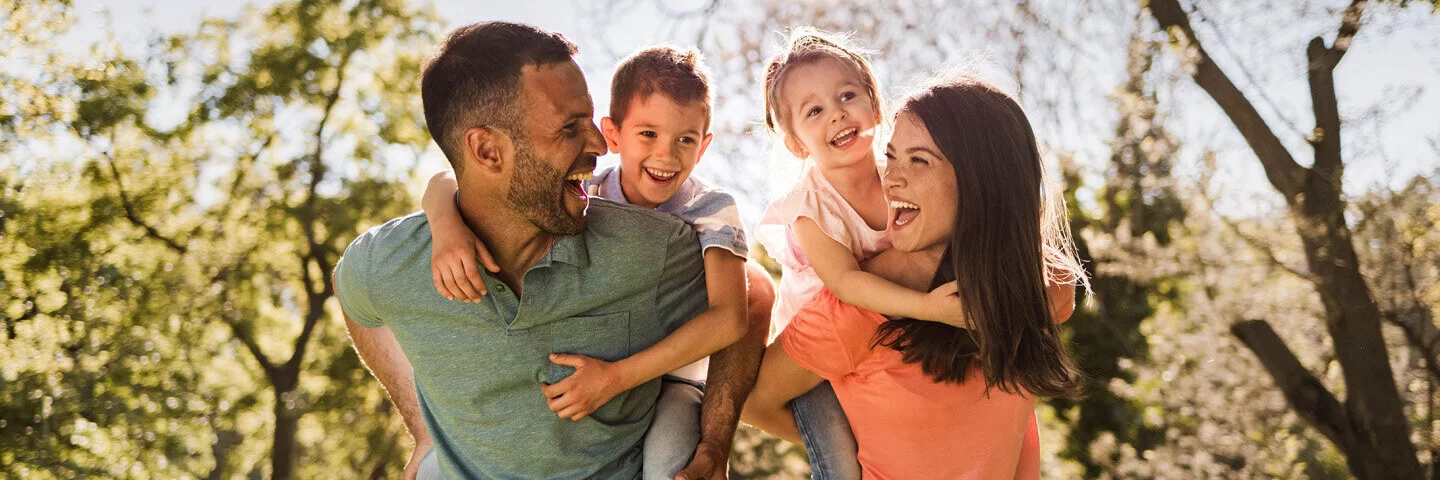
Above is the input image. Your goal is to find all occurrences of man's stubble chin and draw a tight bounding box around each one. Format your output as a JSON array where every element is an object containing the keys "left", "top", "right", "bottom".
[{"left": 507, "top": 146, "right": 587, "bottom": 236}]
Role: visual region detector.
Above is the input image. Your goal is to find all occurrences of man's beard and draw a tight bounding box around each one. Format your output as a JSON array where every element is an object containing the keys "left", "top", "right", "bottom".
[{"left": 507, "top": 143, "right": 590, "bottom": 235}]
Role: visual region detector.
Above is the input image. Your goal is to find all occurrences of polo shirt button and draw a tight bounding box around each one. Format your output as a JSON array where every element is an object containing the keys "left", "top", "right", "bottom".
[{"left": 496, "top": 284, "right": 505, "bottom": 291}]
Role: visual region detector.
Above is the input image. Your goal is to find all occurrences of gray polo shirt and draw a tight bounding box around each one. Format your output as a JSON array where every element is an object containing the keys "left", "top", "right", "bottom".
[{"left": 335, "top": 199, "right": 708, "bottom": 479}]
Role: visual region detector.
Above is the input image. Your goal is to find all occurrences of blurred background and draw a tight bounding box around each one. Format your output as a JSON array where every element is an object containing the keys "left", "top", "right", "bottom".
[{"left": 2, "top": 0, "right": 1438, "bottom": 478}]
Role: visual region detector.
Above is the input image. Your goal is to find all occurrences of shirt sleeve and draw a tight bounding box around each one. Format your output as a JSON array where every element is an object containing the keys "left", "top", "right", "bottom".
[
  {"left": 334, "top": 231, "right": 384, "bottom": 328},
  {"left": 675, "top": 189, "right": 748, "bottom": 258},
  {"left": 756, "top": 187, "right": 852, "bottom": 267},
  {"left": 653, "top": 217, "right": 709, "bottom": 335},
  {"left": 779, "top": 289, "right": 878, "bottom": 379}
]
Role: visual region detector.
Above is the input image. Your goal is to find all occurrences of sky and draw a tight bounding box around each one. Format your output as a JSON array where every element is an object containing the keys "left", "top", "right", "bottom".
[{"left": 67, "top": 0, "right": 1440, "bottom": 222}]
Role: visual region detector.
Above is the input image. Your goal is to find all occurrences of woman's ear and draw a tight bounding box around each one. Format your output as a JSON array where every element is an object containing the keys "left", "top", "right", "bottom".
[
  {"left": 783, "top": 134, "right": 808, "bottom": 159},
  {"left": 462, "top": 126, "right": 511, "bottom": 174}
]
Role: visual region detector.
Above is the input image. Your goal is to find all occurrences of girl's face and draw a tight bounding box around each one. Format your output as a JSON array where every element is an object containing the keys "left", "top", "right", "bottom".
[
  {"left": 884, "top": 112, "right": 958, "bottom": 254},
  {"left": 778, "top": 57, "right": 880, "bottom": 168}
]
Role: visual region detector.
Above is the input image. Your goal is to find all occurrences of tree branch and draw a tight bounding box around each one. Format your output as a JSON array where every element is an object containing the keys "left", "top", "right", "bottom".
[
  {"left": 1232, "top": 319, "right": 1356, "bottom": 454},
  {"left": 1384, "top": 307, "right": 1440, "bottom": 382},
  {"left": 100, "top": 151, "right": 188, "bottom": 255},
  {"left": 1148, "top": 0, "right": 1308, "bottom": 200},
  {"left": 1307, "top": 0, "right": 1368, "bottom": 186}
]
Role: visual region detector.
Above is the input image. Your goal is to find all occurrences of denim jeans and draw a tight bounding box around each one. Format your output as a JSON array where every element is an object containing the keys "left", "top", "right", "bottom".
[
  {"left": 792, "top": 381, "right": 861, "bottom": 480},
  {"left": 642, "top": 377, "right": 706, "bottom": 480},
  {"left": 416, "top": 447, "right": 441, "bottom": 480}
]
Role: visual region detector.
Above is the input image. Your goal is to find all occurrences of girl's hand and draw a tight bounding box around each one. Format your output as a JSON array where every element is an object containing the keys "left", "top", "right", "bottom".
[
  {"left": 926, "top": 281, "right": 968, "bottom": 327},
  {"left": 540, "top": 354, "right": 629, "bottom": 421},
  {"left": 430, "top": 222, "right": 499, "bottom": 302}
]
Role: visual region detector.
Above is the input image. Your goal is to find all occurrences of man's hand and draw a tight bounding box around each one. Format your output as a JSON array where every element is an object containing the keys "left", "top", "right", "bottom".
[
  {"left": 540, "top": 353, "right": 630, "bottom": 421},
  {"left": 403, "top": 437, "right": 434, "bottom": 480},
  {"left": 674, "top": 441, "right": 729, "bottom": 480}
]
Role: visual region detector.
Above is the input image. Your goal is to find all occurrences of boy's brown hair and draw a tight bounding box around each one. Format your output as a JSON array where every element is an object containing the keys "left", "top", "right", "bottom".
[
  {"left": 762, "top": 27, "right": 882, "bottom": 138},
  {"left": 609, "top": 46, "right": 713, "bottom": 130}
]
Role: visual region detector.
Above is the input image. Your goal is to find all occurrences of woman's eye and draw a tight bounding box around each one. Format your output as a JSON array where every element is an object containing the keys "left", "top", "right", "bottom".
[
  {"left": 806, "top": 106, "right": 822, "bottom": 117},
  {"left": 911, "top": 156, "right": 929, "bottom": 165},
  {"left": 884, "top": 151, "right": 895, "bottom": 161}
]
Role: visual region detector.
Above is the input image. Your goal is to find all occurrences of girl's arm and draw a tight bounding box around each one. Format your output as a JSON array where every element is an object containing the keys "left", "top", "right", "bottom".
[
  {"left": 541, "top": 249, "right": 749, "bottom": 421},
  {"left": 740, "top": 341, "right": 822, "bottom": 443},
  {"left": 421, "top": 171, "right": 497, "bottom": 302},
  {"left": 793, "top": 217, "right": 966, "bottom": 326}
]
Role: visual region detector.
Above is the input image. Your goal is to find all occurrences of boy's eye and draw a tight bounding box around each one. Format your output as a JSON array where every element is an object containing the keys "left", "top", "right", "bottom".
[
  {"left": 677, "top": 136, "right": 694, "bottom": 145},
  {"left": 639, "top": 130, "right": 657, "bottom": 138},
  {"left": 806, "top": 106, "right": 822, "bottom": 118}
]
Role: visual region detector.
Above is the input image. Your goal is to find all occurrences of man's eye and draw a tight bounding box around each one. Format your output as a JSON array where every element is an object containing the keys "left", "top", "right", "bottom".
[
  {"left": 806, "top": 107, "right": 821, "bottom": 117},
  {"left": 640, "top": 131, "right": 657, "bottom": 138}
]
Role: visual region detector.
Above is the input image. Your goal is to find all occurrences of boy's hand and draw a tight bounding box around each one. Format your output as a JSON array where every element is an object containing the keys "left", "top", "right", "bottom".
[
  {"left": 926, "top": 281, "right": 968, "bottom": 327},
  {"left": 540, "top": 354, "right": 629, "bottom": 421},
  {"left": 430, "top": 222, "right": 499, "bottom": 302}
]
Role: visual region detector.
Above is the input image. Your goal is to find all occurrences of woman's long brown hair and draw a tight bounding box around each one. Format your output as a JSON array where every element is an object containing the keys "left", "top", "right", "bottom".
[{"left": 873, "top": 76, "right": 1087, "bottom": 399}]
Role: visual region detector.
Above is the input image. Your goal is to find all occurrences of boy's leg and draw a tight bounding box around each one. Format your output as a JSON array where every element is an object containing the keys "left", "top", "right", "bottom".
[
  {"left": 792, "top": 382, "right": 861, "bottom": 480},
  {"left": 643, "top": 379, "right": 705, "bottom": 480}
]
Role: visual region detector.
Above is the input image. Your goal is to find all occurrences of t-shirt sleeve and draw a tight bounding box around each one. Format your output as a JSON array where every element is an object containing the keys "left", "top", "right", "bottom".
[
  {"left": 674, "top": 189, "right": 748, "bottom": 258},
  {"left": 779, "top": 289, "right": 878, "bottom": 379},
  {"left": 756, "top": 187, "right": 853, "bottom": 266},
  {"left": 654, "top": 218, "right": 709, "bottom": 335},
  {"left": 334, "top": 231, "right": 384, "bottom": 328}
]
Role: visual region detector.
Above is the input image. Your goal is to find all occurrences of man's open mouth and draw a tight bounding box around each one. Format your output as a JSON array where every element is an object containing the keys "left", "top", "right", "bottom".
[
  {"left": 890, "top": 199, "right": 920, "bottom": 228},
  {"left": 564, "top": 171, "right": 594, "bottom": 199},
  {"left": 830, "top": 127, "right": 859, "bottom": 148}
]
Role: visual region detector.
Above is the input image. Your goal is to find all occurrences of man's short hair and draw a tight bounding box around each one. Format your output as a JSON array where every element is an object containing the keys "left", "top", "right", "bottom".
[
  {"left": 421, "top": 22, "right": 578, "bottom": 170},
  {"left": 608, "top": 46, "right": 712, "bottom": 130}
]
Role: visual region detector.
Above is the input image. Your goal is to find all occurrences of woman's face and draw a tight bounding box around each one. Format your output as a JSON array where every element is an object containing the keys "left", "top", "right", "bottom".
[{"left": 884, "top": 111, "right": 958, "bottom": 254}]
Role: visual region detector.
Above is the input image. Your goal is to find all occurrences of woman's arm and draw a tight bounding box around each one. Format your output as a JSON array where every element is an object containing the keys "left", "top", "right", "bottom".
[
  {"left": 740, "top": 341, "right": 824, "bottom": 444},
  {"left": 794, "top": 217, "right": 965, "bottom": 326}
]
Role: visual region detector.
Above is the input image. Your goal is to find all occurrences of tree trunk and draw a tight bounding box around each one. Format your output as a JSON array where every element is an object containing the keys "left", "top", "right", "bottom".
[{"left": 271, "top": 371, "right": 300, "bottom": 480}]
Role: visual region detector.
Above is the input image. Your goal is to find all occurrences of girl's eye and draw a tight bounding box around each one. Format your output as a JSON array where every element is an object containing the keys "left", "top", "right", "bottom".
[
  {"left": 806, "top": 106, "right": 822, "bottom": 117},
  {"left": 640, "top": 131, "right": 657, "bottom": 138},
  {"left": 841, "top": 91, "right": 856, "bottom": 102}
]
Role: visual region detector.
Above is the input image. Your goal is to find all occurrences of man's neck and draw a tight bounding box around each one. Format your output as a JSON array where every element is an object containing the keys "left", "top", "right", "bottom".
[{"left": 457, "top": 192, "right": 554, "bottom": 294}]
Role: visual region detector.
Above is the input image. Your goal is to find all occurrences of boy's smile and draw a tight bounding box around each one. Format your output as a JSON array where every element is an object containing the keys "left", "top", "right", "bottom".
[{"left": 601, "top": 93, "right": 713, "bottom": 209}]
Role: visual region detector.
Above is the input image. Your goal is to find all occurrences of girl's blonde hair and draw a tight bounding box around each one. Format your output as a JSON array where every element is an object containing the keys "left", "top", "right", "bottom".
[{"left": 762, "top": 27, "right": 883, "bottom": 139}]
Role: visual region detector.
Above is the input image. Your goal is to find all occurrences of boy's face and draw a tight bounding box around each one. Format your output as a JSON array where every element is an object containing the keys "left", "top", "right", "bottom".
[{"left": 600, "top": 93, "right": 712, "bottom": 209}]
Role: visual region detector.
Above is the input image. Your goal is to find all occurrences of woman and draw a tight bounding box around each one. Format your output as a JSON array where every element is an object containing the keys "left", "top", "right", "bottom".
[{"left": 742, "top": 76, "right": 1086, "bottom": 479}]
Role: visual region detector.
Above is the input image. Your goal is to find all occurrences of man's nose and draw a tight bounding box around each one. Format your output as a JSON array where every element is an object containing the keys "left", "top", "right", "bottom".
[{"left": 583, "top": 121, "right": 607, "bottom": 156}]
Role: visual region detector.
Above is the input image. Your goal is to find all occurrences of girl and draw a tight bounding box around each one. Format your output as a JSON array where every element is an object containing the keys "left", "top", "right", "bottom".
[{"left": 751, "top": 29, "right": 972, "bottom": 480}]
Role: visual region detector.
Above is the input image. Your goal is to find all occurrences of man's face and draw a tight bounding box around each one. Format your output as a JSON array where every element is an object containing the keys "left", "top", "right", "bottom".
[
  {"left": 507, "top": 61, "right": 606, "bottom": 235},
  {"left": 601, "top": 94, "right": 712, "bottom": 209}
]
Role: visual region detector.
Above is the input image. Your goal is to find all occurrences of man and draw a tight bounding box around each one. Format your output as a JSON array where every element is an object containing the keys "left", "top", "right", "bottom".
[{"left": 334, "top": 22, "right": 765, "bottom": 480}]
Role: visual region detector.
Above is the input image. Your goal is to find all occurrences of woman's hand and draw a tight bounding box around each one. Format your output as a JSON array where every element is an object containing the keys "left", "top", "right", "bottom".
[
  {"left": 540, "top": 354, "right": 631, "bottom": 421},
  {"left": 429, "top": 221, "right": 498, "bottom": 302}
]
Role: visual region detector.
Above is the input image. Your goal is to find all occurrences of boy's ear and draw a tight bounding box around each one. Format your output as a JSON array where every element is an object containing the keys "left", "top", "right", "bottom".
[
  {"left": 600, "top": 117, "right": 622, "bottom": 153},
  {"left": 694, "top": 132, "right": 714, "bottom": 165},
  {"left": 462, "top": 126, "right": 511, "bottom": 175},
  {"left": 782, "top": 134, "right": 808, "bottom": 159}
]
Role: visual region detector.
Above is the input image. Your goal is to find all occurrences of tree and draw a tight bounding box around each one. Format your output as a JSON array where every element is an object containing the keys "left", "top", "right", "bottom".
[
  {"left": 1, "top": 0, "right": 441, "bottom": 477},
  {"left": 1148, "top": 0, "right": 1436, "bottom": 477}
]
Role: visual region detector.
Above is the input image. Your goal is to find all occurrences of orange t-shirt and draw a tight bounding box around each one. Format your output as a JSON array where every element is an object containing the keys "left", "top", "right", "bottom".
[{"left": 780, "top": 289, "right": 1040, "bottom": 480}]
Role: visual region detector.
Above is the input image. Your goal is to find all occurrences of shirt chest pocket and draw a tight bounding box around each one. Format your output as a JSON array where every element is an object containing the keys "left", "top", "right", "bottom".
[{"left": 531, "top": 311, "right": 632, "bottom": 385}]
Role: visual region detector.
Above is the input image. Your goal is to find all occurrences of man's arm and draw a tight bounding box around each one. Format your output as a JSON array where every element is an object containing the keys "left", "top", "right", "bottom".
[
  {"left": 343, "top": 313, "right": 432, "bottom": 478},
  {"left": 676, "top": 263, "right": 774, "bottom": 480}
]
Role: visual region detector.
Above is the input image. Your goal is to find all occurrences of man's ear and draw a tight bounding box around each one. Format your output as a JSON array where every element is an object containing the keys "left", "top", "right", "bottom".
[
  {"left": 462, "top": 126, "right": 511, "bottom": 174},
  {"left": 782, "top": 134, "right": 808, "bottom": 159},
  {"left": 600, "top": 116, "right": 622, "bottom": 153}
]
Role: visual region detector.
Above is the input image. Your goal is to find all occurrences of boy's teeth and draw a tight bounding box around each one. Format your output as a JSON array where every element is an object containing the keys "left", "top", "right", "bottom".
[
  {"left": 564, "top": 172, "right": 594, "bottom": 181},
  {"left": 889, "top": 200, "right": 920, "bottom": 210},
  {"left": 644, "top": 167, "right": 677, "bottom": 180}
]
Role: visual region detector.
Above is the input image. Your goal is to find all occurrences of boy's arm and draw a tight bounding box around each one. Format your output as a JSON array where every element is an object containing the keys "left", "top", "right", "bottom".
[
  {"left": 793, "top": 217, "right": 965, "bottom": 325},
  {"left": 543, "top": 249, "right": 748, "bottom": 420},
  {"left": 421, "top": 170, "right": 497, "bottom": 302}
]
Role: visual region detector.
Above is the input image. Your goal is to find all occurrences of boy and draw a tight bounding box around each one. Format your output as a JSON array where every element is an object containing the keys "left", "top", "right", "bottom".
[{"left": 422, "top": 46, "right": 772, "bottom": 479}]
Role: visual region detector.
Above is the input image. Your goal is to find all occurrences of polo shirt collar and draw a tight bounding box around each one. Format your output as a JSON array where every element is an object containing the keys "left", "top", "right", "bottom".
[{"left": 534, "top": 229, "right": 590, "bottom": 269}]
